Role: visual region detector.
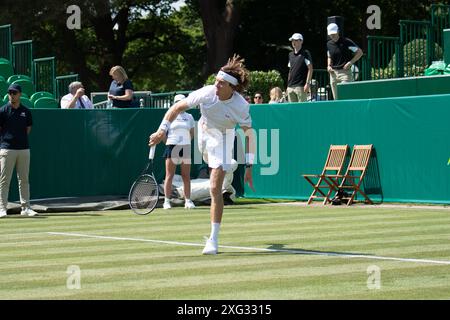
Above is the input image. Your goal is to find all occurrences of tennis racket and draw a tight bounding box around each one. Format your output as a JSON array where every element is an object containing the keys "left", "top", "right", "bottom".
[{"left": 128, "top": 145, "right": 159, "bottom": 215}]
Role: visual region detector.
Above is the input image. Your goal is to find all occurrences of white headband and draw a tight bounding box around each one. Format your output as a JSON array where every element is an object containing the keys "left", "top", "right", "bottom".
[{"left": 217, "top": 71, "right": 238, "bottom": 86}]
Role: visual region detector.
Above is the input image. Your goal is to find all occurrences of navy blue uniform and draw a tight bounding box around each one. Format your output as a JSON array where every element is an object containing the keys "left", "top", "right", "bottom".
[
  {"left": 108, "top": 79, "right": 134, "bottom": 108},
  {"left": 0, "top": 103, "right": 33, "bottom": 150}
]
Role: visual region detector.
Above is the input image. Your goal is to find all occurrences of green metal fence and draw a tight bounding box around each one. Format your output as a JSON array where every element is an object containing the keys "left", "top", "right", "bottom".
[
  {"left": 367, "top": 36, "right": 401, "bottom": 79},
  {"left": 430, "top": 4, "right": 450, "bottom": 61},
  {"left": 33, "top": 57, "right": 55, "bottom": 95},
  {"left": 55, "top": 74, "right": 78, "bottom": 102},
  {"left": 12, "top": 40, "right": 33, "bottom": 78},
  {"left": 399, "top": 20, "right": 433, "bottom": 77},
  {"left": 0, "top": 25, "right": 12, "bottom": 61}
]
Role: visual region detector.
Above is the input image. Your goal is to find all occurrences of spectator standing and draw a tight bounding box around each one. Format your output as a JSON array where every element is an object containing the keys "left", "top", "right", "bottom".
[
  {"left": 269, "top": 87, "right": 285, "bottom": 104},
  {"left": 0, "top": 84, "right": 38, "bottom": 218},
  {"left": 326, "top": 23, "right": 363, "bottom": 100},
  {"left": 162, "top": 94, "right": 196, "bottom": 210},
  {"left": 287, "top": 33, "right": 313, "bottom": 102},
  {"left": 108, "top": 66, "right": 134, "bottom": 108},
  {"left": 60, "top": 81, "right": 94, "bottom": 109}
]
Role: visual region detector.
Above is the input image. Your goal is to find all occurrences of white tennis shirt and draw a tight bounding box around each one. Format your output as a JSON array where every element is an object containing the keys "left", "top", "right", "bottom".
[
  {"left": 185, "top": 85, "right": 251, "bottom": 132},
  {"left": 166, "top": 112, "right": 195, "bottom": 145}
]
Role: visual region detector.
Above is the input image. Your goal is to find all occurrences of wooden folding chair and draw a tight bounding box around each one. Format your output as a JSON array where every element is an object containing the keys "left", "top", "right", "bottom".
[
  {"left": 302, "top": 145, "right": 349, "bottom": 205},
  {"left": 328, "top": 144, "right": 374, "bottom": 206}
]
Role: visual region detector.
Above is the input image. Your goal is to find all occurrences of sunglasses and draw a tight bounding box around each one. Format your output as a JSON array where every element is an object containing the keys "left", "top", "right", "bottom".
[
  {"left": 254, "top": 96, "right": 262, "bottom": 99},
  {"left": 8, "top": 91, "right": 19, "bottom": 95}
]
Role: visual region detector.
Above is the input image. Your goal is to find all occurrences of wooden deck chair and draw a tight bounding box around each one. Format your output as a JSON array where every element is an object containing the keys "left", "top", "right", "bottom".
[
  {"left": 302, "top": 145, "right": 349, "bottom": 205},
  {"left": 329, "top": 144, "right": 374, "bottom": 206}
]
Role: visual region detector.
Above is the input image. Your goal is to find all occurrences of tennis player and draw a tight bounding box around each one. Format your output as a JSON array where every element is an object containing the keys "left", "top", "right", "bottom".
[{"left": 149, "top": 55, "right": 256, "bottom": 255}]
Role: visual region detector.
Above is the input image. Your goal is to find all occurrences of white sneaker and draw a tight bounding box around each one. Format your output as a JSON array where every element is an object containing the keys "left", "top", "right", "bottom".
[
  {"left": 0, "top": 210, "right": 7, "bottom": 218},
  {"left": 163, "top": 200, "right": 171, "bottom": 210},
  {"left": 21, "top": 208, "right": 38, "bottom": 217},
  {"left": 184, "top": 199, "right": 195, "bottom": 209},
  {"left": 202, "top": 239, "right": 218, "bottom": 255}
]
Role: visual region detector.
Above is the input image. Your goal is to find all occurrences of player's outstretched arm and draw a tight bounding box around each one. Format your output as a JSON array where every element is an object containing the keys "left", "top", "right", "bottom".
[{"left": 149, "top": 100, "right": 189, "bottom": 146}]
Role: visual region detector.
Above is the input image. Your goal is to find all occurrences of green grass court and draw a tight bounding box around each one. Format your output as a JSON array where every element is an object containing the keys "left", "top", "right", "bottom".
[{"left": 1, "top": 202, "right": 450, "bottom": 300}]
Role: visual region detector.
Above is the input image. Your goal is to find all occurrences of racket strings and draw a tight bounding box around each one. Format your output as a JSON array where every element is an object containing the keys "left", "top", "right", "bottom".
[{"left": 129, "top": 175, "right": 159, "bottom": 214}]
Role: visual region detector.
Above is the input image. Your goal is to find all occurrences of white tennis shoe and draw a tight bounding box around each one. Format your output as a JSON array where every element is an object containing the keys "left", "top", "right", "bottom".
[
  {"left": 202, "top": 239, "right": 218, "bottom": 255},
  {"left": 21, "top": 208, "right": 38, "bottom": 217},
  {"left": 184, "top": 199, "right": 195, "bottom": 209},
  {"left": 0, "top": 210, "right": 7, "bottom": 218},
  {"left": 163, "top": 200, "right": 171, "bottom": 210}
]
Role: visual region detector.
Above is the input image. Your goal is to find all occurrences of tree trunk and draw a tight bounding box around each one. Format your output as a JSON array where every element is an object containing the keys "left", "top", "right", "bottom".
[{"left": 198, "top": 0, "right": 241, "bottom": 77}]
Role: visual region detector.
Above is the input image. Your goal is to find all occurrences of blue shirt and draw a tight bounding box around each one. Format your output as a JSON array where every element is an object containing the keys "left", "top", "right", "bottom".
[
  {"left": 0, "top": 103, "right": 33, "bottom": 149},
  {"left": 108, "top": 79, "right": 134, "bottom": 108}
]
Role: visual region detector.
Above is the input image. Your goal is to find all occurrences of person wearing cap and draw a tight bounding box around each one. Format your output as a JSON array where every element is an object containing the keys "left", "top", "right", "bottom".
[
  {"left": 0, "top": 84, "right": 38, "bottom": 218},
  {"left": 149, "top": 55, "right": 256, "bottom": 255},
  {"left": 326, "top": 23, "right": 363, "bottom": 100},
  {"left": 162, "top": 94, "right": 196, "bottom": 211},
  {"left": 60, "top": 81, "right": 94, "bottom": 109},
  {"left": 287, "top": 33, "right": 313, "bottom": 103}
]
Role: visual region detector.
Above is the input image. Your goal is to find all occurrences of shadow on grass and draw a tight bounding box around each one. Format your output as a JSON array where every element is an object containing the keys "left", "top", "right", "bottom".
[{"left": 221, "top": 243, "right": 372, "bottom": 257}]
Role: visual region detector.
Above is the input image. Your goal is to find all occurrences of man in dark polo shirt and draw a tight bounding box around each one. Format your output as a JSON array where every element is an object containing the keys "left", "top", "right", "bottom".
[
  {"left": 287, "top": 33, "right": 313, "bottom": 102},
  {"left": 326, "top": 23, "right": 363, "bottom": 100},
  {"left": 0, "top": 84, "right": 38, "bottom": 218}
]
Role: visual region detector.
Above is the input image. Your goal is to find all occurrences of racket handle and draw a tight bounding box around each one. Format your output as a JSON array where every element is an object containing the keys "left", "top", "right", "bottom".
[{"left": 149, "top": 145, "right": 156, "bottom": 160}]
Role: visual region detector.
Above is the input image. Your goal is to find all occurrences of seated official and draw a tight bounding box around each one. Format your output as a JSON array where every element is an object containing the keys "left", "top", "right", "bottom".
[{"left": 60, "top": 81, "right": 94, "bottom": 109}]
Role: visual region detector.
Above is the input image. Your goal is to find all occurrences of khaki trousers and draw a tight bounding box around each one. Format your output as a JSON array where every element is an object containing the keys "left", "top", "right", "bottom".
[
  {"left": 329, "top": 68, "right": 353, "bottom": 100},
  {"left": 0, "top": 149, "right": 31, "bottom": 211},
  {"left": 287, "top": 86, "right": 307, "bottom": 102}
]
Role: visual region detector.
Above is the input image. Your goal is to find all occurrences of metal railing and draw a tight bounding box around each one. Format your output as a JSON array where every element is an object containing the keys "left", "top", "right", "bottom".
[
  {"left": 0, "top": 25, "right": 12, "bottom": 61},
  {"left": 399, "top": 20, "right": 433, "bottom": 77},
  {"left": 91, "top": 90, "right": 193, "bottom": 109},
  {"left": 33, "top": 57, "right": 56, "bottom": 95},
  {"left": 55, "top": 74, "right": 79, "bottom": 102},
  {"left": 367, "top": 36, "right": 401, "bottom": 79},
  {"left": 12, "top": 40, "right": 33, "bottom": 78},
  {"left": 430, "top": 4, "right": 450, "bottom": 61}
]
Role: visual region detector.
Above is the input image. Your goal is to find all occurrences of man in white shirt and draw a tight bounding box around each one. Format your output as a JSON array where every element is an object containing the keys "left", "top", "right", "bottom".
[
  {"left": 60, "top": 81, "right": 94, "bottom": 109},
  {"left": 149, "top": 55, "right": 256, "bottom": 255}
]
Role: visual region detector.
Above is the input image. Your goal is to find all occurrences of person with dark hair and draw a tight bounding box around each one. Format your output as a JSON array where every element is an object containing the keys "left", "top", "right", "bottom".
[
  {"left": 253, "top": 92, "right": 264, "bottom": 104},
  {"left": 149, "top": 55, "right": 256, "bottom": 255},
  {"left": 0, "top": 84, "right": 37, "bottom": 218}
]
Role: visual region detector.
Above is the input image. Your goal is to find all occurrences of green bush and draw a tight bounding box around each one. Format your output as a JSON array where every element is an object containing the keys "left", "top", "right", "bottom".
[{"left": 205, "top": 70, "right": 285, "bottom": 103}]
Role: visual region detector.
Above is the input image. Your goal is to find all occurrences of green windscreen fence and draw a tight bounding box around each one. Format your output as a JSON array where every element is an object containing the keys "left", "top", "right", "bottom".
[
  {"left": 7, "top": 94, "right": 450, "bottom": 204},
  {"left": 0, "top": 24, "right": 12, "bottom": 60}
]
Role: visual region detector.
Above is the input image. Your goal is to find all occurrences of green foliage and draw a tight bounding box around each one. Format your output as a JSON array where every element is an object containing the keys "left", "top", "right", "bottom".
[
  {"left": 372, "top": 39, "right": 444, "bottom": 79},
  {"left": 205, "top": 70, "right": 285, "bottom": 102}
]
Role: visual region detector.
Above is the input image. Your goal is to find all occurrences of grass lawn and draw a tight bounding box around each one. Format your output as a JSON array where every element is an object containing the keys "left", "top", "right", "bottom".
[{"left": 1, "top": 203, "right": 450, "bottom": 300}]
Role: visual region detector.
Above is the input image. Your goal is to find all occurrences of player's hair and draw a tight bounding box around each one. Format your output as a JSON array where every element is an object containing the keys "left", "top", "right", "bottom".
[{"left": 220, "top": 54, "right": 250, "bottom": 93}]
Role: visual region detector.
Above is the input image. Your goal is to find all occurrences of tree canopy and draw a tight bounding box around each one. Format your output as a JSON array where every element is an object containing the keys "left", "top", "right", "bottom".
[{"left": 0, "top": 0, "right": 440, "bottom": 94}]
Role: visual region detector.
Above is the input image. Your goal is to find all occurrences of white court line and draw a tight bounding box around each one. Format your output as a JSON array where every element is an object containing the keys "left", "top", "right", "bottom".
[{"left": 47, "top": 232, "right": 450, "bottom": 266}]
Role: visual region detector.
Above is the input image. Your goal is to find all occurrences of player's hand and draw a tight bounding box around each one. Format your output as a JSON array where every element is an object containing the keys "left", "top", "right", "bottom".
[
  {"left": 75, "top": 87, "right": 85, "bottom": 98},
  {"left": 244, "top": 167, "right": 255, "bottom": 192},
  {"left": 149, "top": 131, "right": 164, "bottom": 146}
]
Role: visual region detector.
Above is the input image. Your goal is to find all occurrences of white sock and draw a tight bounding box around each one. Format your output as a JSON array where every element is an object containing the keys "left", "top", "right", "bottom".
[
  {"left": 209, "top": 223, "right": 221, "bottom": 242},
  {"left": 185, "top": 198, "right": 191, "bottom": 203},
  {"left": 164, "top": 197, "right": 171, "bottom": 203}
]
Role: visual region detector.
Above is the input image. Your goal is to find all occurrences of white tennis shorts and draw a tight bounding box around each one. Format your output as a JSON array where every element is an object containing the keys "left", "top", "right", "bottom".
[{"left": 197, "top": 120, "right": 235, "bottom": 172}]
